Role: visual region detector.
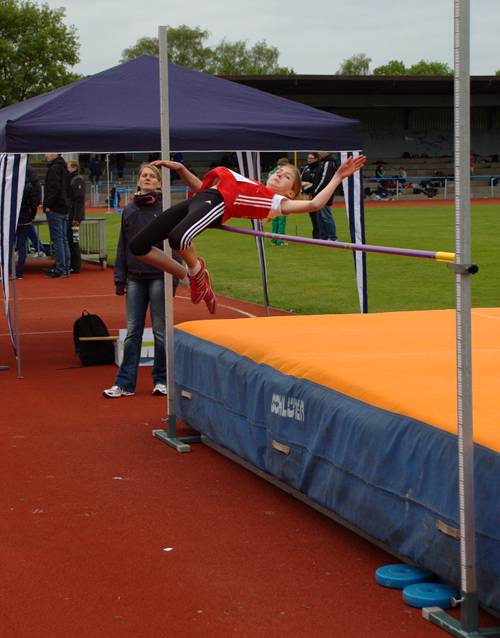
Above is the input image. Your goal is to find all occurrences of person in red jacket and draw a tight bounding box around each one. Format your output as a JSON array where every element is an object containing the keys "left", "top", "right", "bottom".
[{"left": 129, "top": 155, "right": 366, "bottom": 314}]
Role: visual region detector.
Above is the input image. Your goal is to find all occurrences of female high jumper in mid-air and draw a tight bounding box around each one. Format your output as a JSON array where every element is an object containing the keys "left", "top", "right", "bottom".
[{"left": 129, "top": 154, "right": 366, "bottom": 314}]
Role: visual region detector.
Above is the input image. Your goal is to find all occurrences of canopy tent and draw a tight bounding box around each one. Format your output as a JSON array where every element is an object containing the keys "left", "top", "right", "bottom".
[
  {"left": 1, "top": 54, "right": 366, "bottom": 378},
  {"left": 0, "top": 54, "right": 366, "bottom": 309},
  {"left": 0, "top": 55, "right": 362, "bottom": 153}
]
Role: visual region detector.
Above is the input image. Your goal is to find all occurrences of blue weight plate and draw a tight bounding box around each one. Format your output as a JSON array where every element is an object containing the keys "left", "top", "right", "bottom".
[
  {"left": 375, "top": 564, "right": 435, "bottom": 589},
  {"left": 403, "top": 582, "right": 460, "bottom": 609}
]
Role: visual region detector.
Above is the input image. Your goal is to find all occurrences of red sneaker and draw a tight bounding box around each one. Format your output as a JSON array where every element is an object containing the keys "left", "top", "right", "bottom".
[
  {"left": 203, "top": 272, "right": 217, "bottom": 314},
  {"left": 189, "top": 258, "right": 208, "bottom": 304}
]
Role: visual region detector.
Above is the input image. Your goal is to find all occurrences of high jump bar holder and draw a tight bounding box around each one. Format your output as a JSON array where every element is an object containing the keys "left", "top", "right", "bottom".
[
  {"left": 424, "top": 1, "right": 499, "bottom": 635},
  {"left": 153, "top": 25, "right": 201, "bottom": 453}
]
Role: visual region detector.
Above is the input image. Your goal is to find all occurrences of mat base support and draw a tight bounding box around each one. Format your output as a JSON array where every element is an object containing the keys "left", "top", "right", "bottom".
[
  {"left": 423, "top": 608, "right": 500, "bottom": 637},
  {"left": 152, "top": 429, "right": 201, "bottom": 453}
]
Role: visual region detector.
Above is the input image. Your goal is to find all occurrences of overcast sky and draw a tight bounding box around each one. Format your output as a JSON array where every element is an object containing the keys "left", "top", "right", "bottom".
[{"left": 44, "top": 0, "right": 499, "bottom": 77}]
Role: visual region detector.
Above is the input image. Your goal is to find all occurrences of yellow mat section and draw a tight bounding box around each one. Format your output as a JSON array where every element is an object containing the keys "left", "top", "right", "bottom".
[{"left": 177, "top": 308, "right": 500, "bottom": 453}]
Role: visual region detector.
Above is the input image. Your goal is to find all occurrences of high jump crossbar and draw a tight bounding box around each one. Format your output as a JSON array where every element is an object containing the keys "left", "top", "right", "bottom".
[{"left": 220, "top": 225, "right": 456, "bottom": 264}]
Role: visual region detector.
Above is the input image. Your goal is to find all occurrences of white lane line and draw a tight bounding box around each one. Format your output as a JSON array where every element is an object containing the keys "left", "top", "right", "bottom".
[
  {"left": 15, "top": 294, "right": 116, "bottom": 300},
  {"left": 176, "top": 296, "right": 257, "bottom": 318},
  {"left": 13, "top": 293, "right": 258, "bottom": 318},
  {"left": 0, "top": 298, "right": 258, "bottom": 336}
]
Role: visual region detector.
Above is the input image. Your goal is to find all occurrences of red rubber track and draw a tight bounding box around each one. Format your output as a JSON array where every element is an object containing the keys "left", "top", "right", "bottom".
[{"left": 1, "top": 261, "right": 497, "bottom": 637}]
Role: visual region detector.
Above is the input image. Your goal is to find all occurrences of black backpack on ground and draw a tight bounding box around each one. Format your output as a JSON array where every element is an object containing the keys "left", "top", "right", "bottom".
[{"left": 73, "top": 311, "right": 115, "bottom": 366}]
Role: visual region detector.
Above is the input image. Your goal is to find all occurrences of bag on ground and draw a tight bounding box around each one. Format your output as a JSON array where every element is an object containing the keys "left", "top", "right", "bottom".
[{"left": 73, "top": 310, "right": 115, "bottom": 366}]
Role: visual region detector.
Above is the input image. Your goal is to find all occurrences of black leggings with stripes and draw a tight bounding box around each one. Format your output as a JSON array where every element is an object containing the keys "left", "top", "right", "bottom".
[{"left": 129, "top": 189, "right": 225, "bottom": 256}]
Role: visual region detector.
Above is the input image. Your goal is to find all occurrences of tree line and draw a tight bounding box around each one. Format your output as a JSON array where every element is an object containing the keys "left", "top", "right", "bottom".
[
  {"left": 1, "top": 0, "right": 498, "bottom": 108},
  {"left": 336, "top": 53, "right": 454, "bottom": 76}
]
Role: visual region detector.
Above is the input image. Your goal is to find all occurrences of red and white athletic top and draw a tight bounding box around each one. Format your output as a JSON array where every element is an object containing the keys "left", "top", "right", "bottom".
[{"left": 200, "top": 167, "right": 287, "bottom": 222}]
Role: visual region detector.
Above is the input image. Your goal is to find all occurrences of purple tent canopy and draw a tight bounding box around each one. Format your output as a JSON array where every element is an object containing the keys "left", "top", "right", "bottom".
[{"left": 0, "top": 56, "right": 362, "bottom": 153}]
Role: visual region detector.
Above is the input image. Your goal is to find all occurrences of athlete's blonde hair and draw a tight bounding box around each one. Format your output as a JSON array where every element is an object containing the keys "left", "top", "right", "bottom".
[
  {"left": 276, "top": 157, "right": 291, "bottom": 167},
  {"left": 286, "top": 165, "right": 303, "bottom": 199}
]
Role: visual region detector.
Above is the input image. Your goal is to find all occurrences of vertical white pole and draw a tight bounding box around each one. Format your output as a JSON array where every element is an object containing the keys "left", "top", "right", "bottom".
[
  {"left": 106, "top": 154, "right": 111, "bottom": 212},
  {"left": 454, "top": 0, "right": 478, "bottom": 630},
  {"left": 158, "top": 26, "right": 177, "bottom": 437},
  {"left": 152, "top": 27, "right": 198, "bottom": 452},
  {"left": 11, "top": 252, "right": 23, "bottom": 378}
]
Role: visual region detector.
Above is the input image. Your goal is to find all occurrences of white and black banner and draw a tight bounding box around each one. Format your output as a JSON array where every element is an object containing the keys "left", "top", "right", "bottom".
[
  {"left": 341, "top": 150, "right": 367, "bottom": 313},
  {"left": 236, "top": 151, "right": 270, "bottom": 310},
  {"left": 0, "top": 153, "right": 27, "bottom": 342}
]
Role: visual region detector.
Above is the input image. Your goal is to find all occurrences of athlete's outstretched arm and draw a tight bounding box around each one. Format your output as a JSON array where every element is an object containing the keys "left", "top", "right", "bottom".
[
  {"left": 281, "top": 155, "right": 366, "bottom": 215},
  {"left": 151, "top": 160, "right": 203, "bottom": 192}
]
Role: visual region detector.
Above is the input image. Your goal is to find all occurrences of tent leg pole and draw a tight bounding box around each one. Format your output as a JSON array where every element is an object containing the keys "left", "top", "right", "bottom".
[
  {"left": 106, "top": 154, "right": 110, "bottom": 213},
  {"left": 152, "top": 25, "right": 202, "bottom": 454},
  {"left": 11, "top": 254, "right": 23, "bottom": 378}
]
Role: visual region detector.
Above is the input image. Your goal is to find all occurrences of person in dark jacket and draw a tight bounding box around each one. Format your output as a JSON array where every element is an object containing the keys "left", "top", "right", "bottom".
[
  {"left": 67, "top": 160, "right": 86, "bottom": 273},
  {"left": 43, "top": 153, "right": 71, "bottom": 277},
  {"left": 311, "top": 151, "right": 338, "bottom": 240},
  {"left": 103, "top": 163, "right": 181, "bottom": 399},
  {"left": 15, "top": 164, "right": 42, "bottom": 278},
  {"left": 301, "top": 152, "right": 321, "bottom": 239},
  {"left": 89, "top": 154, "right": 102, "bottom": 184}
]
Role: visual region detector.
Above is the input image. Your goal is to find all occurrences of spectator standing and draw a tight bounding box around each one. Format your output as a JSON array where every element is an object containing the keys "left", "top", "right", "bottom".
[
  {"left": 103, "top": 163, "right": 180, "bottom": 399},
  {"left": 15, "top": 164, "right": 42, "bottom": 278},
  {"left": 470, "top": 152, "right": 477, "bottom": 175},
  {"left": 311, "top": 151, "right": 338, "bottom": 240},
  {"left": 375, "top": 163, "right": 385, "bottom": 180},
  {"left": 268, "top": 158, "right": 290, "bottom": 246},
  {"left": 43, "top": 153, "right": 71, "bottom": 278},
  {"left": 89, "top": 154, "right": 102, "bottom": 184},
  {"left": 67, "top": 160, "right": 86, "bottom": 274},
  {"left": 374, "top": 163, "right": 390, "bottom": 199},
  {"left": 301, "top": 152, "right": 321, "bottom": 238},
  {"left": 25, "top": 227, "right": 46, "bottom": 257},
  {"left": 219, "top": 153, "right": 237, "bottom": 170},
  {"left": 115, "top": 154, "right": 126, "bottom": 179},
  {"left": 169, "top": 152, "right": 185, "bottom": 182}
]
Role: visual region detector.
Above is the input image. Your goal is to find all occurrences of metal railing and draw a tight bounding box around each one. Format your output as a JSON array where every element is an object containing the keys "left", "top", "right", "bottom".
[
  {"left": 364, "top": 175, "right": 500, "bottom": 200},
  {"left": 32, "top": 215, "right": 107, "bottom": 269},
  {"left": 79, "top": 217, "right": 107, "bottom": 268},
  {"left": 88, "top": 183, "right": 190, "bottom": 209},
  {"left": 88, "top": 175, "right": 499, "bottom": 208}
]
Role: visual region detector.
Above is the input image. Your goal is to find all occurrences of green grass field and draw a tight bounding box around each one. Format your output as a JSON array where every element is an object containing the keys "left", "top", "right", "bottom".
[{"left": 89, "top": 202, "right": 499, "bottom": 315}]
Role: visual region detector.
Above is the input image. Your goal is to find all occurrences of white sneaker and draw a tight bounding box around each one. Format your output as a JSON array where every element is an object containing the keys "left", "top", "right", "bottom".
[
  {"left": 152, "top": 383, "right": 167, "bottom": 396},
  {"left": 103, "top": 385, "right": 134, "bottom": 398}
]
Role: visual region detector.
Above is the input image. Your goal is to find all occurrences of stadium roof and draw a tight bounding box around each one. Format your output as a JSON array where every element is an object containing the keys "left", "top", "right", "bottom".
[{"left": 224, "top": 75, "right": 500, "bottom": 108}]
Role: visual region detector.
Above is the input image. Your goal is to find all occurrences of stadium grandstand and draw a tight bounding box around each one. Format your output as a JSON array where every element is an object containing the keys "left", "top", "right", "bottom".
[{"left": 226, "top": 74, "right": 500, "bottom": 200}]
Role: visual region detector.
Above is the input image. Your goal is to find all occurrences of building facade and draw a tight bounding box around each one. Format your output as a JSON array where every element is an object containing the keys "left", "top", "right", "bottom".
[{"left": 225, "top": 75, "right": 500, "bottom": 158}]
